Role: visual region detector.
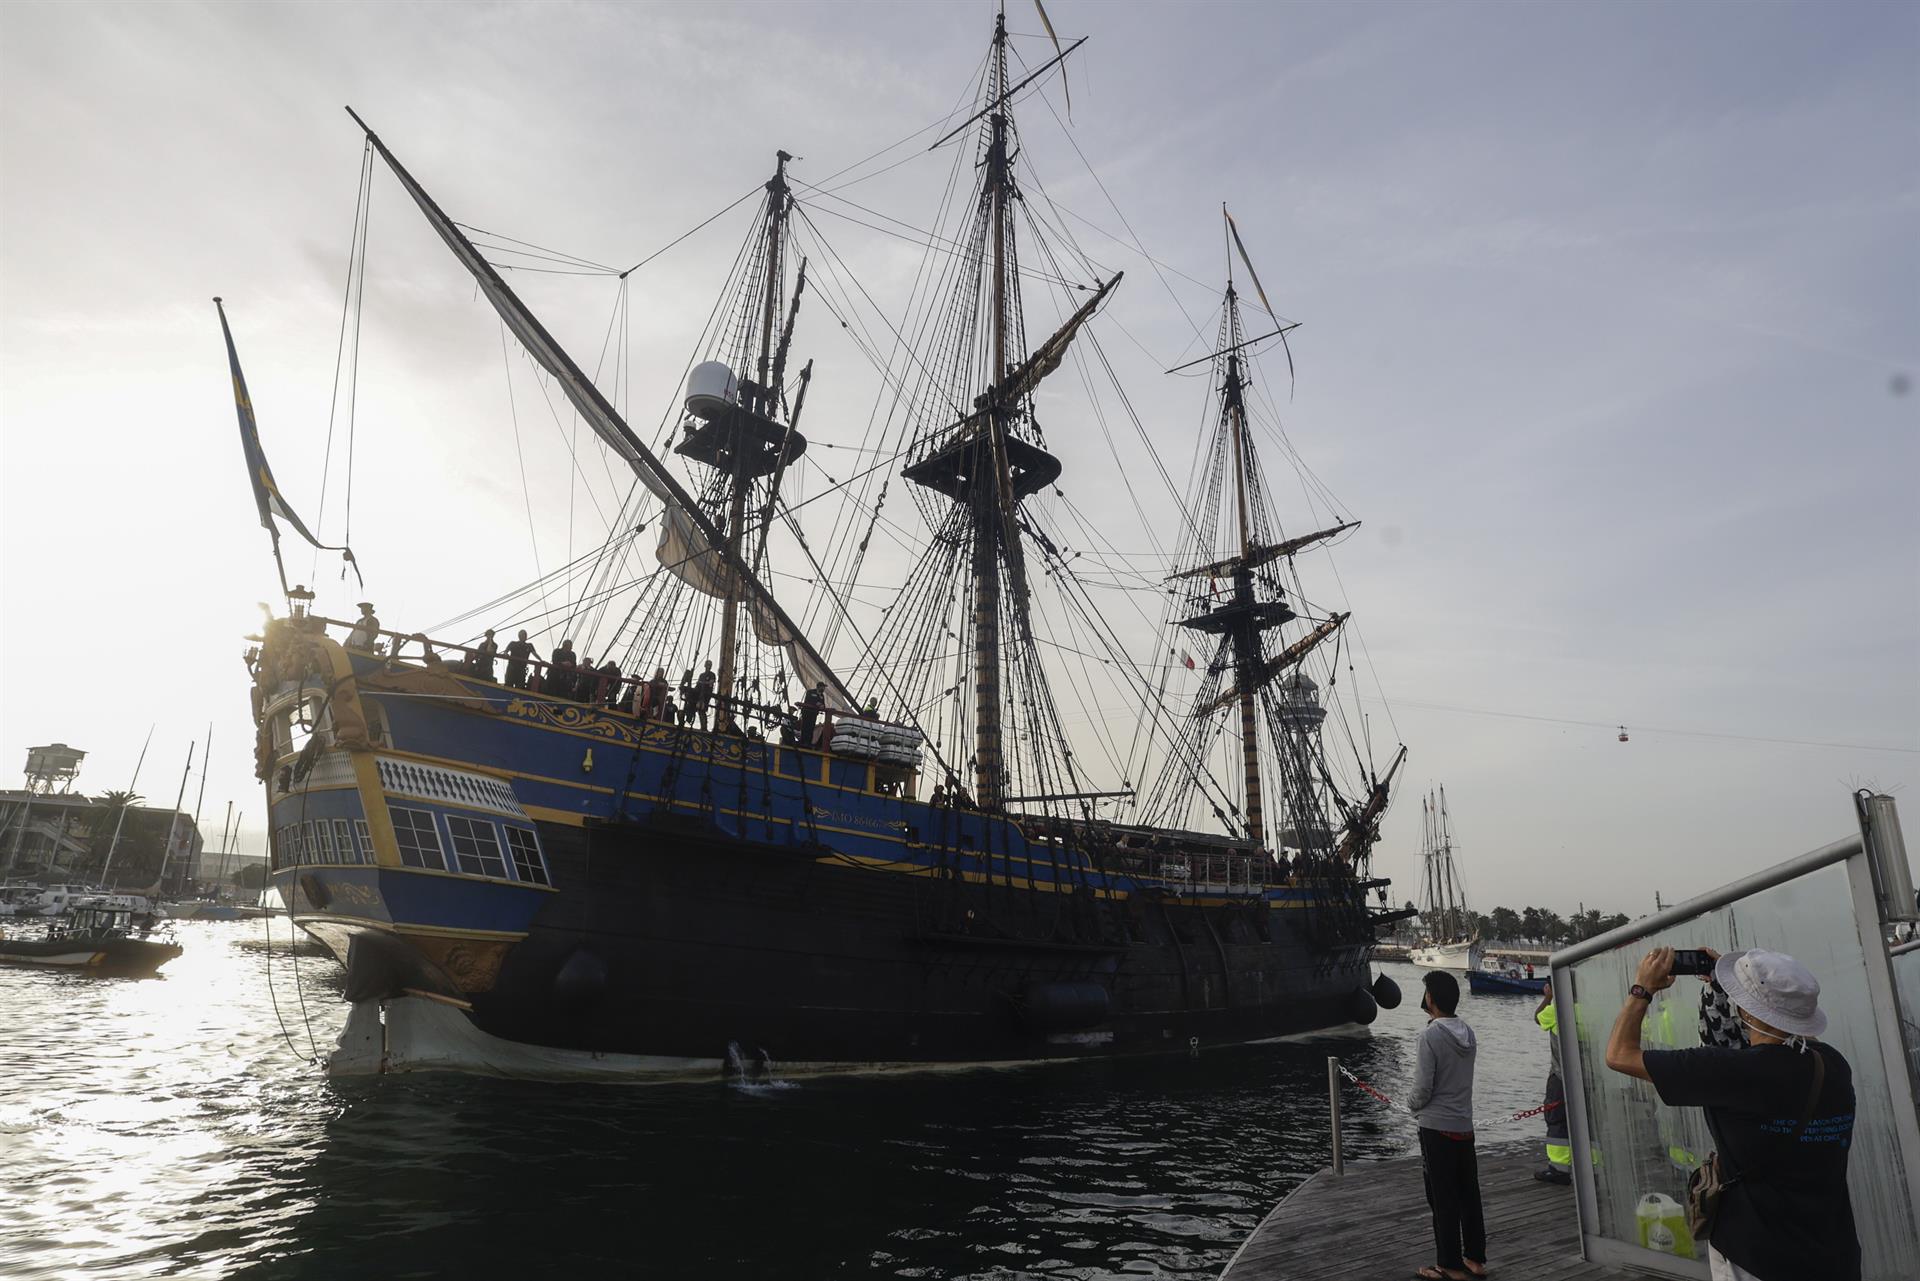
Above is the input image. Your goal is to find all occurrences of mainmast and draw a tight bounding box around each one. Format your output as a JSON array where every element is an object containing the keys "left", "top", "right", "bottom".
[
  {"left": 972, "top": 13, "right": 1014, "bottom": 808},
  {"left": 903, "top": 12, "right": 1077, "bottom": 809}
]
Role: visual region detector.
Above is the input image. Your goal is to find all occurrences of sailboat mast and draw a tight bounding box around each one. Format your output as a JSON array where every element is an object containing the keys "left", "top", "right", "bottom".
[
  {"left": 715, "top": 152, "right": 791, "bottom": 715},
  {"left": 98, "top": 722, "right": 153, "bottom": 886},
  {"left": 156, "top": 743, "right": 194, "bottom": 891},
  {"left": 971, "top": 12, "right": 1014, "bottom": 807}
]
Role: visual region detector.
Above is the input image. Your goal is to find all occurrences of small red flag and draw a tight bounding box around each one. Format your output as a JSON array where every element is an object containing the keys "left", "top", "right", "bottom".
[{"left": 1181, "top": 650, "right": 1196, "bottom": 671}]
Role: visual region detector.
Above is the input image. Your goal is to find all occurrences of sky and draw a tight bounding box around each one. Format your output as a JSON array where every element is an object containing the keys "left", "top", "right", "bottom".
[{"left": 1, "top": 0, "right": 1914, "bottom": 915}]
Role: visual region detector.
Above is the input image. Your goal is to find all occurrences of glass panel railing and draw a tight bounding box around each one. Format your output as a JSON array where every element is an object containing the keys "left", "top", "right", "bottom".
[{"left": 1551, "top": 829, "right": 1920, "bottom": 1280}]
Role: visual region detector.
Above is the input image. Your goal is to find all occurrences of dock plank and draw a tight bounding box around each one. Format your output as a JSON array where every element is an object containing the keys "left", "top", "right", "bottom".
[{"left": 1220, "top": 1141, "right": 1637, "bottom": 1281}]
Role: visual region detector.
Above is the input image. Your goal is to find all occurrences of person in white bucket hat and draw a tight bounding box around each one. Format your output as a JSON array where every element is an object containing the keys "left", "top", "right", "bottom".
[{"left": 1605, "top": 946, "right": 1859, "bottom": 1281}]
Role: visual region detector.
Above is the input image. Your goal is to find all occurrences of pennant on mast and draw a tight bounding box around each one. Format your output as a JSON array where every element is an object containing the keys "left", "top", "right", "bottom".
[{"left": 215, "top": 297, "right": 359, "bottom": 590}]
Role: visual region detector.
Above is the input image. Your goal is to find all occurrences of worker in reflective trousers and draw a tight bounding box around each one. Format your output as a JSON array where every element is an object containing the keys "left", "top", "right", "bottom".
[{"left": 1533, "top": 979, "right": 1572, "bottom": 1184}]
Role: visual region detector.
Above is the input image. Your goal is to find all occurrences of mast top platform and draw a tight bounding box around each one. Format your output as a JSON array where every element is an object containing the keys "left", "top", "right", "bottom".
[
  {"left": 674, "top": 400, "right": 805, "bottom": 479},
  {"left": 902, "top": 425, "right": 1060, "bottom": 503}
]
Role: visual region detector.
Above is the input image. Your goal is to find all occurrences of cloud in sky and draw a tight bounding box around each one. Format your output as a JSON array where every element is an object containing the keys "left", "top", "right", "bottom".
[{"left": 2, "top": 0, "right": 1914, "bottom": 914}]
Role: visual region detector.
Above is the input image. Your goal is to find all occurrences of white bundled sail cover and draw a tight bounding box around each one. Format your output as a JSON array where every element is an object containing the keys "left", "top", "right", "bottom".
[
  {"left": 349, "top": 108, "right": 853, "bottom": 707},
  {"left": 652, "top": 506, "right": 844, "bottom": 706}
]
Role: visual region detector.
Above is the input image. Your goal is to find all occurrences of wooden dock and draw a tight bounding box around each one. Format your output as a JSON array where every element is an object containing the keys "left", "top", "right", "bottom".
[{"left": 1220, "top": 1141, "right": 1637, "bottom": 1281}]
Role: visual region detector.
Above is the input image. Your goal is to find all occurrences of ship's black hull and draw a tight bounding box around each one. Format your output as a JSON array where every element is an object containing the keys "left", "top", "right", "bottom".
[{"left": 334, "top": 814, "right": 1381, "bottom": 1066}]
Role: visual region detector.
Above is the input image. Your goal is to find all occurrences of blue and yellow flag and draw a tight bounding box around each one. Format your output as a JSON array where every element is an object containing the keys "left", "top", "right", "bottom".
[{"left": 215, "top": 298, "right": 357, "bottom": 578}]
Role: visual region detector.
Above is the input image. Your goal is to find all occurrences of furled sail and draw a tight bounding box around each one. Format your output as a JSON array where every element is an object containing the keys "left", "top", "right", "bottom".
[
  {"left": 1194, "top": 612, "right": 1348, "bottom": 717},
  {"left": 1165, "top": 519, "right": 1359, "bottom": 583},
  {"left": 346, "top": 107, "right": 853, "bottom": 706},
  {"left": 981, "top": 273, "right": 1121, "bottom": 410}
]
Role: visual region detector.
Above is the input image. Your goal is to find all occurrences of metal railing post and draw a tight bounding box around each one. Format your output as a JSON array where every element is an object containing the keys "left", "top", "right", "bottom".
[{"left": 1327, "top": 1055, "right": 1343, "bottom": 1176}]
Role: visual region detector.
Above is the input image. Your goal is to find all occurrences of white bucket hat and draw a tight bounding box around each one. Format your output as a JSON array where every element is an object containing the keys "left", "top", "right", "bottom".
[{"left": 1713, "top": 948, "right": 1828, "bottom": 1039}]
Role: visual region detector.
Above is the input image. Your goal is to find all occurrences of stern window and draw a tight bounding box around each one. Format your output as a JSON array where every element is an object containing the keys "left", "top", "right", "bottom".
[
  {"left": 445, "top": 815, "right": 509, "bottom": 879},
  {"left": 313, "top": 820, "right": 335, "bottom": 863},
  {"left": 354, "top": 819, "right": 373, "bottom": 863},
  {"left": 389, "top": 805, "right": 447, "bottom": 871},
  {"left": 503, "top": 826, "right": 550, "bottom": 886},
  {"left": 333, "top": 819, "right": 358, "bottom": 866}
]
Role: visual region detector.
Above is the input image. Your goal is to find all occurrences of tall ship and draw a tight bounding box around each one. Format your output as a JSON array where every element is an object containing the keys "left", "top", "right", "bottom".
[
  {"left": 237, "top": 15, "right": 1413, "bottom": 1077},
  {"left": 1409, "top": 787, "right": 1481, "bottom": 971}
]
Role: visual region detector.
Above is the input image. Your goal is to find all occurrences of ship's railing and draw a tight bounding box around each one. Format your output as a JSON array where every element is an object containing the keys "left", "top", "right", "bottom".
[
  {"left": 278, "top": 611, "right": 923, "bottom": 770},
  {"left": 1131, "top": 849, "right": 1271, "bottom": 896}
]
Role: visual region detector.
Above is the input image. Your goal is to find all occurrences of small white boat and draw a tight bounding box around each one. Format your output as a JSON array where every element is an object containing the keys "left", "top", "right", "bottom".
[{"left": 1411, "top": 938, "right": 1484, "bottom": 971}]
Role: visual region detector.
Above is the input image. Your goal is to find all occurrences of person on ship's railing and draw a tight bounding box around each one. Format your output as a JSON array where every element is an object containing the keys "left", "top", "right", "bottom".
[
  {"left": 690, "top": 661, "right": 717, "bottom": 730},
  {"left": 469, "top": 628, "right": 498, "bottom": 681},
  {"left": 615, "top": 674, "right": 638, "bottom": 714},
  {"left": 860, "top": 698, "right": 879, "bottom": 720},
  {"left": 593, "top": 657, "right": 621, "bottom": 706},
  {"left": 798, "top": 682, "right": 825, "bottom": 744},
  {"left": 549, "top": 639, "right": 577, "bottom": 697},
  {"left": 647, "top": 668, "right": 670, "bottom": 720},
  {"left": 503, "top": 630, "right": 534, "bottom": 689},
  {"left": 345, "top": 602, "right": 380, "bottom": 650},
  {"left": 570, "top": 655, "right": 591, "bottom": 702}
]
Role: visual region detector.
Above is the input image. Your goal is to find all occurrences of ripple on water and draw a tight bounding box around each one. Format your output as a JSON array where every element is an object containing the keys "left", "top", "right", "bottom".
[{"left": 0, "top": 944, "right": 1556, "bottom": 1279}]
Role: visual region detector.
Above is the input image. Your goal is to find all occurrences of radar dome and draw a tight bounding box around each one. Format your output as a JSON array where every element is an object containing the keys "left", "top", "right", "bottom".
[{"left": 686, "top": 361, "right": 739, "bottom": 420}]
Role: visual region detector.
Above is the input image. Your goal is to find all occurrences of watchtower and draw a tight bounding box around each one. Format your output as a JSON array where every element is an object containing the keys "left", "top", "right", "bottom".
[{"left": 22, "top": 743, "right": 85, "bottom": 795}]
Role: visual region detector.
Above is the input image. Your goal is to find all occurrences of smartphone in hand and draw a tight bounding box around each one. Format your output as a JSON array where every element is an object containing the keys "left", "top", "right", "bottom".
[{"left": 1671, "top": 949, "right": 1715, "bottom": 976}]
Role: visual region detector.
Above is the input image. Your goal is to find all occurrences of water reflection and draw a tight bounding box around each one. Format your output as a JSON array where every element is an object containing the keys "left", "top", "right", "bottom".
[{"left": 1, "top": 930, "right": 1557, "bottom": 1280}]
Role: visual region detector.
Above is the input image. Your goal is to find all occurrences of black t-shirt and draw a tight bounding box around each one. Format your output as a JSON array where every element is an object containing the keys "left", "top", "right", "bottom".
[{"left": 1643, "top": 1042, "right": 1859, "bottom": 1281}]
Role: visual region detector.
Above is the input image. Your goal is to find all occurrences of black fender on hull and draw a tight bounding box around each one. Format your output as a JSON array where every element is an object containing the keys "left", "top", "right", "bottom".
[
  {"left": 1371, "top": 972, "right": 1402, "bottom": 1010},
  {"left": 1346, "top": 986, "right": 1379, "bottom": 1026}
]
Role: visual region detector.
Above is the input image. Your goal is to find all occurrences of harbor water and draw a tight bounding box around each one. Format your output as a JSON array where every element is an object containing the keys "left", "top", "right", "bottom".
[{"left": 0, "top": 926, "right": 1561, "bottom": 1279}]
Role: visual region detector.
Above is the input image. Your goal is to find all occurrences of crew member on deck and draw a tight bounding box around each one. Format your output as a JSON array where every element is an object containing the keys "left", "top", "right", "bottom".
[
  {"left": 692, "top": 661, "right": 717, "bottom": 730},
  {"left": 798, "top": 682, "right": 825, "bottom": 743},
  {"left": 345, "top": 602, "right": 380, "bottom": 650},
  {"left": 595, "top": 659, "right": 621, "bottom": 706},
  {"left": 648, "top": 668, "right": 670, "bottom": 721},
  {"left": 473, "top": 629, "right": 498, "bottom": 680},
  {"left": 504, "top": 630, "right": 534, "bottom": 688},
  {"left": 549, "top": 639, "right": 577, "bottom": 698}
]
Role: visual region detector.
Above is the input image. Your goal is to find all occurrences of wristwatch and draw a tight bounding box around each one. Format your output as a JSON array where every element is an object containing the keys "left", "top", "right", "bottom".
[{"left": 1628, "top": 983, "right": 1654, "bottom": 1002}]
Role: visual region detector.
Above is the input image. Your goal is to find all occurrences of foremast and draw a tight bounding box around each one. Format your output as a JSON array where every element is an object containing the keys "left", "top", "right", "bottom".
[{"left": 704, "top": 152, "right": 799, "bottom": 718}]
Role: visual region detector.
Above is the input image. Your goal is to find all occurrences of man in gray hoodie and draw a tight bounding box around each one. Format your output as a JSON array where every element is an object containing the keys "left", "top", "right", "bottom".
[{"left": 1408, "top": 970, "right": 1486, "bottom": 1281}]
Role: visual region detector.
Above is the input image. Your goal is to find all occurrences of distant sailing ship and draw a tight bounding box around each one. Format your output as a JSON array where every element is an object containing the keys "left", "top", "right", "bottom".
[
  {"left": 1409, "top": 787, "right": 1481, "bottom": 971},
  {"left": 233, "top": 14, "right": 1414, "bottom": 1077}
]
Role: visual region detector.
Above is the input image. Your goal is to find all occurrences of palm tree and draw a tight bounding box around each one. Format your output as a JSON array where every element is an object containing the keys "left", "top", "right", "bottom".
[{"left": 88, "top": 790, "right": 143, "bottom": 881}]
